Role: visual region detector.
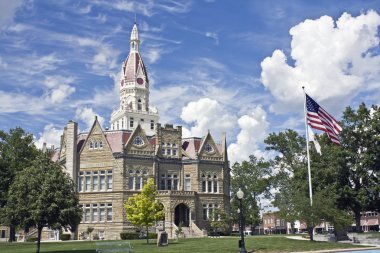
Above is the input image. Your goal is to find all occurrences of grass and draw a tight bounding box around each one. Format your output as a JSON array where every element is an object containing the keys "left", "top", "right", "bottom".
[{"left": 0, "top": 236, "right": 368, "bottom": 253}]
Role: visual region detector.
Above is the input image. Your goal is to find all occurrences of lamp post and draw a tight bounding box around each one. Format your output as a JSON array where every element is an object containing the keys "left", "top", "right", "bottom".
[{"left": 237, "top": 188, "right": 248, "bottom": 253}]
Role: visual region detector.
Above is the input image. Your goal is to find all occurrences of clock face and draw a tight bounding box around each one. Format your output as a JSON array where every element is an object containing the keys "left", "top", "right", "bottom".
[{"left": 137, "top": 78, "right": 144, "bottom": 85}]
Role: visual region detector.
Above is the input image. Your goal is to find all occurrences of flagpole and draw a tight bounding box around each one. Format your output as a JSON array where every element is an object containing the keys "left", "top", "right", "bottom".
[{"left": 302, "top": 86, "right": 313, "bottom": 207}]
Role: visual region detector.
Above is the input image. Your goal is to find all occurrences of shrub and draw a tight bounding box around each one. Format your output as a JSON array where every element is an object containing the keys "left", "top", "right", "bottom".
[
  {"left": 231, "top": 232, "right": 240, "bottom": 237},
  {"left": 120, "top": 232, "right": 140, "bottom": 240},
  {"left": 148, "top": 232, "right": 157, "bottom": 239},
  {"left": 60, "top": 234, "right": 71, "bottom": 241},
  {"left": 26, "top": 237, "right": 37, "bottom": 242}
]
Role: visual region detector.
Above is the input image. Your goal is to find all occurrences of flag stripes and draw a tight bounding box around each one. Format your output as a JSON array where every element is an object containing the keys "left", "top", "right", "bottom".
[{"left": 305, "top": 94, "right": 342, "bottom": 145}]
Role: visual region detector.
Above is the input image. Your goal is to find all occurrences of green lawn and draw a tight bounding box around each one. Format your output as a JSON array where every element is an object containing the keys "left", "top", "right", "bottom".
[{"left": 0, "top": 236, "right": 368, "bottom": 253}]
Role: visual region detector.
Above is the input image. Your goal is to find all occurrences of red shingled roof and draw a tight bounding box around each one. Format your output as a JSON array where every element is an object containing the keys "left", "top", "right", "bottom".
[{"left": 182, "top": 137, "right": 202, "bottom": 159}]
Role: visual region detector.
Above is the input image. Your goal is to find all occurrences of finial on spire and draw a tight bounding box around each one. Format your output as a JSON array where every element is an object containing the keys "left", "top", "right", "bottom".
[{"left": 134, "top": 13, "right": 137, "bottom": 24}]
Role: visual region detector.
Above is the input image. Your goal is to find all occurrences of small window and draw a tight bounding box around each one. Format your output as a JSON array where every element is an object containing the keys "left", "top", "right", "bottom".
[
  {"left": 89, "top": 142, "right": 94, "bottom": 149},
  {"left": 205, "top": 144, "right": 213, "bottom": 153},
  {"left": 133, "top": 136, "right": 144, "bottom": 146},
  {"left": 130, "top": 117, "right": 134, "bottom": 128},
  {"left": 99, "top": 141, "right": 103, "bottom": 148},
  {"left": 150, "top": 120, "right": 154, "bottom": 130}
]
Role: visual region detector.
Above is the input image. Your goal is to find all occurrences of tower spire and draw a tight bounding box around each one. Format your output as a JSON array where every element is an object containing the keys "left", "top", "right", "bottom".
[{"left": 110, "top": 22, "right": 159, "bottom": 135}]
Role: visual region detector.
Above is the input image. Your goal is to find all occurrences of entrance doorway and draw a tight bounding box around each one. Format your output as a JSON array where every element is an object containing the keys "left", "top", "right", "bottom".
[{"left": 174, "top": 203, "right": 190, "bottom": 227}]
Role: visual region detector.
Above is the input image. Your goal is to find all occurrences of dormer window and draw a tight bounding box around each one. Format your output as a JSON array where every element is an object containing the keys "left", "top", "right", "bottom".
[{"left": 133, "top": 136, "right": 144, "bottom": 146}]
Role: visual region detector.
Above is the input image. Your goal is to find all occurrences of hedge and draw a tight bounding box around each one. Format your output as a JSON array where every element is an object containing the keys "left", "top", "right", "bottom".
[
  {"left": 60, "top": 234, "right": 71, "bottom": 241},
  {"left": 120, "top": 232, "right": 158, "bottom": 240},
  {"left": 26, "top": 237, "right": 37, "bottom": 242},
  {"left": 120, "top": 232, "right": 140, "bottom": 240}
]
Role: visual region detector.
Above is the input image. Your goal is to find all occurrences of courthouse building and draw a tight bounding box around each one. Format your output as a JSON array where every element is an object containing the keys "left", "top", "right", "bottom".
[{"left": 53, "top": 23, "right": 231, "bottom": 240}]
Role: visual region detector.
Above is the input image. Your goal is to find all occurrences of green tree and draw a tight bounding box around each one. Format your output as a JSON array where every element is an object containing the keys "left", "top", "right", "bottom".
[
  {"left": 0, "top": 127, "right": 38, "bottom": 241},
  {"left": 209, "top": 208, "right": 231, "bottom": 235},
  {"left": 230, "top": 155, "right": 272, "bottom": 231},
  {"left": 265, "top": 129, "right": 351, "bottom": 240},
  {"left": 124, "top": 178, "right": 164, "bottom": 244},
  {"left": 4, "top": 151, "right": 82, "bottom": 253},
  {"left": 340, "top": 104, "right": 380, "bottom": 232}
]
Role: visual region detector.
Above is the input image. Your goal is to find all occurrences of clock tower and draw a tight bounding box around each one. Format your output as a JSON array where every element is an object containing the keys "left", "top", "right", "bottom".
[{"left": 110, "top": 23, "right": 159, "bottom": 135}]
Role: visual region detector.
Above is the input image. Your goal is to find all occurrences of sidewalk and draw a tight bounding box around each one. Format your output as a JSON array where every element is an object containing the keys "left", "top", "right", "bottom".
[{"left": 292, "top": 246, "right": 380, "bottom": 253}]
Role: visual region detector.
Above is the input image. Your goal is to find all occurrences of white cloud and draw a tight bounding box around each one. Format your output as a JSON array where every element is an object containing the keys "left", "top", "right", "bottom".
[
  {"left": 144, "top": 46, "right": 163, "bottom": 63},
  {"left": 20, "top": 53, "right": 64, "bottom": 75},
  {"left": 34, "top": 124, "right": 62, "bottom": 149},
  {"left": 0, "top": 0, "right": 24, "bottom": 30},
  {"left": 95, "top": 0, "right": 192, "bottom": 17},
  {"left": 181, "top": 98, "right": 236, "bottom": 138},
  {"left": 205, "top": 32, "right": 219, "bottom": 45},
  {"left": 77, "top": 37, "right": 119, "bottom": 75},
  {"left": 75, "top": 107, "right": 105, "bottom": 131},
  {"left": 76, "top": 4, "right": 92, "bottom": 14},
  {"left": 95, "top": 13, "right": 107, "bottom": 23},
  {"left": 41, "top": 75, "right": 76, "bottom": 104},
  {"left": 260, "top": 10, "right": 380, "bottom": 115},
  {"left": 181, "top": 127, "right": 192, "bottom": 138},
  {"left": 227, "top": 106, "right": 269, "bottom": 163},
  {"left": 45, "top": 84, "right": 76, "bottom": 104},
  {"left": 0, "top": 91, "right": 46, "bottom": 114}
]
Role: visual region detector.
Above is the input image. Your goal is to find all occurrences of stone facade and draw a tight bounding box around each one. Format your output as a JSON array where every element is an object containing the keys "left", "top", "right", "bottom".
[{"left": 53, "top": 23, "right": 230, "bottom": 240}]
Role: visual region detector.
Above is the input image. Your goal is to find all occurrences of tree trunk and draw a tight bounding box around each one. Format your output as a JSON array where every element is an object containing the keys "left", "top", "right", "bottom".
[
  {"left": 308, "top": 226, "right": 314, "bottom": 241},
  {"left": 355, "top": 212, "right": 362, "bottom": 233},
  {"left": 9, "top": 225, "right": 16, "bottom": 242},
  {"left": 291, "top": 222, "right": 295, "bottom": 234},
  {"left": 36, "top": 225, "right": 43, "bottom": 253},
  {"left": 146, "top": 226, "right": 149, "bottom": 244}
]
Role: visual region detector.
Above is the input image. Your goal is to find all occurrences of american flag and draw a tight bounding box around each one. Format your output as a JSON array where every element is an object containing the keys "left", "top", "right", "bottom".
[{"left": 305, "top": 93, "right": 342, "bottom": 145}]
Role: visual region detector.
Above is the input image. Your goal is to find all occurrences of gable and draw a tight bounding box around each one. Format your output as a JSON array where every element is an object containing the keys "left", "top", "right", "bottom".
[
  {"left": 79, "top": 117, "right": 114, "bottom": 163},
  {"left": 125, "top": 124, "right": 154, "bottom": 156},
  {"left": 198, "top": 131, "right": 222, "bottom": 161}
]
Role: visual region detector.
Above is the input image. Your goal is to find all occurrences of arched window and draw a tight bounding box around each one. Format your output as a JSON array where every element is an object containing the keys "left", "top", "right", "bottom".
[
  {"left": 89, "top": 141, "right": 94, "bottom": 149},
  {"left": 137, "top": 99, "right": 142, "bottom": 111},
  {"left": 207, "top": 175, "right": 212, "bottom": 192},
  {"left": 213, "top": 175, "right": 218, "bottom": 193},
  {"left": 202, "top": 174, "right": 206, "bottom": 192}
]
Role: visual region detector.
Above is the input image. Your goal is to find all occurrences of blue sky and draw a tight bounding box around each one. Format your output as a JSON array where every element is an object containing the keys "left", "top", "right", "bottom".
[{"left": 1, "top": 0, "right": 380, "bottom": 163}]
